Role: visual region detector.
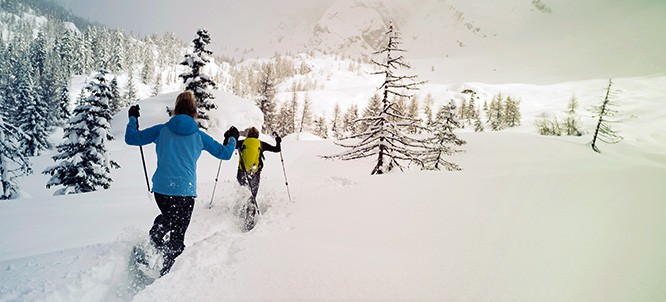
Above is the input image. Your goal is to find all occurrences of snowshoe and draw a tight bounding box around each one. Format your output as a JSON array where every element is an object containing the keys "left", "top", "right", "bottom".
[
  {"left": 244, "top": 200, "right": 257, "bottom": 231},
  {"left": 129, "top": 241, "right": 163, "bottom": 284}
]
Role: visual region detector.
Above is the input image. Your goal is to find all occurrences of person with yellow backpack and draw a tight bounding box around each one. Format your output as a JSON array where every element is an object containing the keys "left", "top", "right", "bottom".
[{"left": 224, "top": 126, "right": 281, "bottom": 230}]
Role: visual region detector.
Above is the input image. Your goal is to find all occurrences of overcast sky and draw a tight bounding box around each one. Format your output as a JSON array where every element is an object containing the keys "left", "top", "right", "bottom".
[
  {"left": 52, "top": 0, "right": 666, "bottom": 78},
  {"left": 54, "top": 0, "right": 335, "bottom": 52}
]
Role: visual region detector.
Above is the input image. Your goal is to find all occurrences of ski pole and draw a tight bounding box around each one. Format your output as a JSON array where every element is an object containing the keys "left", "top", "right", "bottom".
[
  {"left": 136, "top": 116, "right": 151, "bottom": 193},
  {"left": 273, "top": 132, "right": 292, "bottom": 202},
  {"left": 208, "top": 160, "right": 223, "bottom": 209}
]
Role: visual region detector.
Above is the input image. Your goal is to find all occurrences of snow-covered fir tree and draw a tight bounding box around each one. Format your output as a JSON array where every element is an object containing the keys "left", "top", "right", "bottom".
[
  {"left": 283, "top": 91, "right": 298, "bottom": 134},
  {"left": 330, "top": 103, "right": 344, "bottom": 139},
  {"left": 152, "top": 72, "right": 163, "bottom": 97},
  {"left": 109, "top": 76, "right": 123, "bottom": 114},
  {"left": 275, "top": 101, "right": 291, "bottom": 136},
  {"left": 423, "top": 93, "right": 435, "bottom": 127},
  {"left": 420, "top": 100, "right": 466, "bottom": 171},
  {"left": 488, "top": 93, "right": 505, "bottom": 131},
  {"left": 57, "top": 83, "right": 72, "bottom": 123},
  {"left": 256, "top": 64, "right": 278, "bottom": 133},
  {"left": 313, "top": 115, "right": 329, "bottom": 139},
  {"left": 109, "top": 31, "right": 124, "bottom": 74},
  {"left": 299, "top": 93, "right": 313, "bottom": 133},
  {"left": 590, "top": 79, "right": 622, "bottom": 153},
  {"left": 15, "top": 63, "right": 52, "bottom": 156},
  {"left": 125, "top": 69, "right": 138, "bottom": 102},
  {"left": 503, "top": 95, "right": 521, "bottom": 127},
  {"left": 0, "top": 117, "right": 32, "bottom": 200},
  {"left": 179, "top": 28, "right": 217, "bottom": 129},
  {"left": 473, "top": 106, "right": 484, "bottom": 132},
  {"left": 342, "top": 103, "right": 360, "bottom": 136},
  {"left": 43, "top": 69, "right": 120, "bottom": 195},
  {"left": 140, "top": 44, "right": 154, "bottom": 85},
  {"left": 362, "top": 93, "right": 382, "bottom": 131},
  {"left": 56, "top": 27, "right": 76, "bottom": 76},
  {"left": 458, "top": 98, "right": 468, "bottom": 126},
  {"left": 465, "top": 91, "right": 478, "bottom": 125},
  {"left": 325, "top": 24, "right": 427, "bottom": 175},
  {"left": 407, "top": 96, "right": 420, "bottom": 134}
]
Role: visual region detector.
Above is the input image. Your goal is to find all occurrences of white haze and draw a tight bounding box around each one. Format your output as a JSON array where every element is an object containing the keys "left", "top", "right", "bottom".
[{"left": 54, "top": 0, "right": 666, "bottom": 83}]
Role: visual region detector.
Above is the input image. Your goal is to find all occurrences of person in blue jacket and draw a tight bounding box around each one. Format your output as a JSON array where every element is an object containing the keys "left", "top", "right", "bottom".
[{"left": 125, "top": 90, "right": 239, "bottom": 276}]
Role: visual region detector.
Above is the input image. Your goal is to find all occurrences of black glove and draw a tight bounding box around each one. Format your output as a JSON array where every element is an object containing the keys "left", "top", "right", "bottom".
[
  {"left": 272, "top": 132, "right": 282, "bottom": 144},
  {"left": 224, "top": 126, "right": 240, "bottom": 144},
  {"left": 128, "top": 105, "right": 140, "bottom": 118}
]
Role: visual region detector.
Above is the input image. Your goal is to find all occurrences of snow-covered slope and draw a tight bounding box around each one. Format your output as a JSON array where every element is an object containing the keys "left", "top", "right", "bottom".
[{"left": 1, "top": 74, "right": 665, "bottom": 301}]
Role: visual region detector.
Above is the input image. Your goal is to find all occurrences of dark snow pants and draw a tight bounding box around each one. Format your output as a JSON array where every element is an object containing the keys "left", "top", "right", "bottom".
[
  {"left": 149, "top": 192, "right": 195, "bottom": 274},
  {"left": 236, "top": 169, "right": 261, "bottom": 199}
]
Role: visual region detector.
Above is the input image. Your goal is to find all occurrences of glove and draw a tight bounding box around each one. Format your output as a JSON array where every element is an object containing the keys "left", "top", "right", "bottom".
[
  {"left": 275, "top": 136, "right": 282, "bottom": 144},
  {"left": 128, "top": 105, "right": 140, "bottom": 118},
  {"left": 224, "top": 126, "right": 240, "bottom": 144}
]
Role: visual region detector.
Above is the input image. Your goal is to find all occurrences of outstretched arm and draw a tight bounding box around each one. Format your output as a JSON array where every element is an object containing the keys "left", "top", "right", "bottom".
[
  {"left": 201, "top": 132, "right": 236, "bottom": 160},
  {"left": 125, "top": 117, "right": 162, "bottom": 146},
  {"left": 261, "top": 140, "right": 281, "bottom": 153}
]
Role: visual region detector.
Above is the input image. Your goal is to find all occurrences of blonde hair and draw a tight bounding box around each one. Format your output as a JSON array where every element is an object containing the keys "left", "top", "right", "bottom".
[{"left": 174, "top": 91, "right": 198, "bottom": 118}]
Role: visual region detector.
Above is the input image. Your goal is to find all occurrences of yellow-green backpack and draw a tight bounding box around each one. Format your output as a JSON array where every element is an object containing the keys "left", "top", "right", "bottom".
[{"left": 239, "top": 138, "right": 262, "bottom": 173}]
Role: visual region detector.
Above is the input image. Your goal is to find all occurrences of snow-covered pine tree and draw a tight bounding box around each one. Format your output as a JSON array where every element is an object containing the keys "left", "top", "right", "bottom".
[
  {"left": 56, "top": 27, "right": 75, "bottom": 76},
  {"left": 324, "top": 24, "right": 427, "bottom": 175},
  {"left": 0, "top": 117, "right": 32, "bottom": 200},
  {"left": 590, "top": 79, "right": 622, "bottom": 153},
  {"left": 420, "top": 100, "right": 466, "bottom": 171},
  {"left": 407, "top": 96, "right": 420, "bottom": 134},
  {"left": 109, "top": 76, "right": 123, "bottom": 114},
  {"left": 488, "top": 93, "right": 505, "bottom": 131},
  {"left": 331, "top": 102, "right": 344, "bottom": 139},
  {"left": 274, "top": 101, "right": 291, "bottom": 136},
  {"left": 288, "top": 91, "right": 299, "bottom": 134},
  {"left": 503, "top": 95, "right": 521, "bottom": 127},
  {"left": 313, "top": 115, "right": 329, "bottom": 139},
  {"left": 391, "top": 95, "right": 408, "bottom": 124},
  {"left": 473, "top": 106, "right": 484, "bottom": 132},
  {"left": 458, "top": 98, "right": 468, "bottom": 127},
  {"left": 109, "top": 31, "right": 124, "bottom": 74},
  {"left": 15, "top": 63, "right": 52, "bottom": 156},
  {"left": 564, "top": 95, "right": 583, "bottom": 136},
  {"left": 342, "top": 103, "right": 360, "bottom": 136},
  {"left": 362, "top": 93, "right": 382, "bottom": 131},
  {"left": 125, "top": 69, "right": 138, "bottom": 102},
  {"left": 152, "top": 72, "right": 163, "bottom": 97},
  {"left": 30, "top": 30, "right": 48, "bottom": 78},
  {"left": 299, "top": 93, "right": 313, "bottom": 133},
  {"left": 43, "top": 69, "right": 120, "bottom": 195},
  {"left": 466, "top": 91, "right": 478, "bottom": 125},
  {"left": 140, "top": 43, "right": 154, "bottom": 85},
  {"left": 57, "top": 82, "right": 72, "bottom": 123},
  {"left": 423, "top": 93, "right": 434, "bottom": 127},
  {"left": 256, "top": 64, "right": 278, "bottom": 133},
  {"left": 179, "top": 28, "right": 217, "bottom": 129}
]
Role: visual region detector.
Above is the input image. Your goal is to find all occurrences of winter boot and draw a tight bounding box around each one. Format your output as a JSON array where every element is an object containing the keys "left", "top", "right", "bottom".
[{"left": 160, "top": 247, "right": 183, "bottom": 276}]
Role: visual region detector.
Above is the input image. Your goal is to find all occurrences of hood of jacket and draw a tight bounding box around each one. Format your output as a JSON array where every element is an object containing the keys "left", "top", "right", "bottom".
[{"left": 165, "top": 114, "right": 199, "bottom": 136}]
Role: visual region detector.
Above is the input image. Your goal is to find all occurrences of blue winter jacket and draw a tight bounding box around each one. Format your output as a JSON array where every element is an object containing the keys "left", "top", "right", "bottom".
[{"left": 125, "top": 114, "right": 236, "bottom": 197}]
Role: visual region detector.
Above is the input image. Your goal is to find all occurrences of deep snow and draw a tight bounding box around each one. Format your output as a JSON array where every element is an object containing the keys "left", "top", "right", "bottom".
[{"left": 1, "top": 72, "right": 666, "bottom": 301}]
